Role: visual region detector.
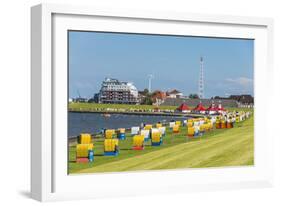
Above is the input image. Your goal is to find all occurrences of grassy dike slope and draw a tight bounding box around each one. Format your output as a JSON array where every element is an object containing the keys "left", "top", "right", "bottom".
[
  {"left": 77, "top": 116, "right": 254, "bottom": 174},
  {"left": 69, "top": 102, "right": 177, "bottom": 111}
]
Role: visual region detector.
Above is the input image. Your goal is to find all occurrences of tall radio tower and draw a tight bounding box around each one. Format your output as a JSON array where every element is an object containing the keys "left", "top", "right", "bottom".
[
  {"left": 198, "top": 56, "right": 204, "bottom": 99},
  {"left": 148, "top": 74, "right": 154, "bottom": 93}
]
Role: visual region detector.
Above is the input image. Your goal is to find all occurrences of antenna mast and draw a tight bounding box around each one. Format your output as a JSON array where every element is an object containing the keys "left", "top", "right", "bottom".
[{"left": 198, "top": 56, "right": 204, "bottom": 99}]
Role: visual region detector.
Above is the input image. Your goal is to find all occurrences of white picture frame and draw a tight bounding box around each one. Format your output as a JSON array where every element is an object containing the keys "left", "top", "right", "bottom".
[{"left": 31, "top": 3, "right": 274, "bottom": 202}]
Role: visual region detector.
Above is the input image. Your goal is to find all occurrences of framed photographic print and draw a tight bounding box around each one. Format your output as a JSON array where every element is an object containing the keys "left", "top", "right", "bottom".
[{"left": 31, "top": 3, "right": 274, "bottom": 201}]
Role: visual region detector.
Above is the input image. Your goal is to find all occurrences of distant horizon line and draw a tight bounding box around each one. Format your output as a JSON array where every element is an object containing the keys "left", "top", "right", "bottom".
[
  {"left": 69, "top": 93, "right": 255, "bottom": 99},
  {"left": 70, "top": 76, "right": 253, "bottom": 99}
]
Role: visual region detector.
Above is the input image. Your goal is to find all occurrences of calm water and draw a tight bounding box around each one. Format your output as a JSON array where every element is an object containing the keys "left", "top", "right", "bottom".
[{"left": 68, "top": 112, "right": 186, "bottom": 137}]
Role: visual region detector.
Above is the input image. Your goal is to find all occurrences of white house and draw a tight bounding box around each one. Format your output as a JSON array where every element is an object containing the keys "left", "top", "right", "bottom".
[{"left": 166, "top": 89, "right": 183, "bottom": 98}]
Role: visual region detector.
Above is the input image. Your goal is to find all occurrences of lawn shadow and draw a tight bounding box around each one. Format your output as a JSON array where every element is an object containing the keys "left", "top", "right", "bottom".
[
  {"left": 94, "top": 154, "right": 104, "bottom": 156},
  {"left": 120, "top": 148, "right": 132, "bottom": 151}
]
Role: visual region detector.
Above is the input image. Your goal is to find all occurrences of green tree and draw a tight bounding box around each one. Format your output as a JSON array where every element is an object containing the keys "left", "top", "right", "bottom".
[
  {"left": 189, "top": 93, "right": 199, "bottom": 99},
  {"left": 140, "top": 89, "right": 153, "bottom": 105},
  {"left": 143, "top": 88, "right": 149, "bottom": 96},
  {"left": 142, "top": 96, "right": 153, "bottom": 105}
]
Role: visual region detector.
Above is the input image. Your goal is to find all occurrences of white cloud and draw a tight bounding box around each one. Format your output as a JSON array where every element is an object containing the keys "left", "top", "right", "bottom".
[{"left": 225, "top": 77, "right": 253, "bottom": 87}]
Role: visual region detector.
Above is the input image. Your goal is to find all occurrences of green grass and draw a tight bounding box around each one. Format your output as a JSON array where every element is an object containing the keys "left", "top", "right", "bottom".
[
  {"left": 68, "top": 114, "right": 254, "bottom": 174},
  {"left": 69, "top": 102, "right": 177, "bottom": 111},
  {"left": 68, "top": 102, "right": 253, "bottom": 115},
  {"left": 226, "top": 107, "right": 254, "bottom": 112}
]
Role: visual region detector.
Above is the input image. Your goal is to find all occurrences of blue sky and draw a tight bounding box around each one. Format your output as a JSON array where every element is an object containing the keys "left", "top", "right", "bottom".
[{"left": 68, "top": 31, "right": 254, "bottom": 98}]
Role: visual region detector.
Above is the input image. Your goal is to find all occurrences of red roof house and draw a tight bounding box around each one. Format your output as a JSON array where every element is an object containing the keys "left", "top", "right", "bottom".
[
  {"left": 206, "top": 102, "right": 217, "bottom": 111},
  {"left": 215, "top": 103, "right": 226, "bottom": 112},
  {"left": 206, "top": 102, "right": 218, "bottom": 114},
  {"left": 193, "top": 102, "right": 206, "bottom": 112},
  {"left": 152, "top": 90, "right": 167, "bottom": 100},
  {"left": 177, "top": 103, "right": 191, "bottom": 113}
]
